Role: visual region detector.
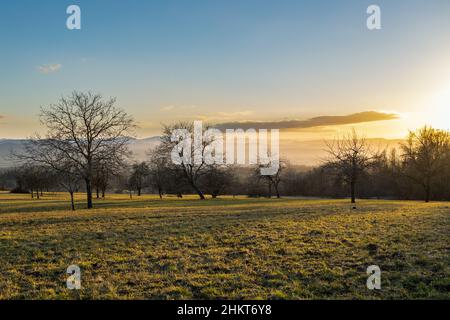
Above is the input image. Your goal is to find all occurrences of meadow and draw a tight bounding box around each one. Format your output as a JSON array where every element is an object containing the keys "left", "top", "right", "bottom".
[{"left": 0, "top": 192, "right": 448, "bottom": 299}]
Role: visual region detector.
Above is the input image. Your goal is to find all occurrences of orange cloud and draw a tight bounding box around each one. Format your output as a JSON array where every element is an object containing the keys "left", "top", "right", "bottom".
[{"left": 214, "top": 111, "right": 398, "bottom": 130}]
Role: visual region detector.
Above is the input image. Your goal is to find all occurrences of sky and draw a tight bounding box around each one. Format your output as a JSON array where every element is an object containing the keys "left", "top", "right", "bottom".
[{"left": 1, "top": 0, "right": 450, "bottom": 139}]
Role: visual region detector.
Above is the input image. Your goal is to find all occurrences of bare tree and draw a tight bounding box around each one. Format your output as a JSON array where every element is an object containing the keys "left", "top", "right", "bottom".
[
  {"left": 13, "top": 139, "right": 82, "bottom": 208},
  {"left": 16, "top": 165, "right": 43, "bottom": 198},
  {"left": 0, "top": 169, "right": 11, "bottom": 191},
  {"left": 324, "top": 129, "right": 376, "bottom": 203},
  {"left": 20, "top": 91, "right": 135, "bottom": 209},
  {"left": 401, "top": 126, "right": 450, "bottom": 202},
  {"left": 92, "top": 159, "right": 120, "bottom": 199},
  {"left": 147, "top": 145, "right": 169, "bottom": 199},
  {"left": 7, "top": 167, "right": 28, "bottom": 194},
  {"left": 129, "top": 162, "right": 150, "bottom": 196},
  {"left": 159, "top": 121, "right": 217, "bottom": 200},
  {"left": 54, "top": 162, "right": 82, "bottom": 211},
  {"left": 201, "top": 165, "right": 234, "bottom": 199},
  {"left": 253, "top": 160, "right": 286, "bottom": 198}
]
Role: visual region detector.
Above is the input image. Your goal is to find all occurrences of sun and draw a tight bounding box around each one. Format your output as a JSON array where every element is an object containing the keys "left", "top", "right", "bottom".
[{"left": 427, "top": 84, "right": 450, "bottom": 130}]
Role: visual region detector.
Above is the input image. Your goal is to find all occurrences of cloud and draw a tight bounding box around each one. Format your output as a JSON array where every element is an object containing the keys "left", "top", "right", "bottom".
[
  {"left": 159, "top": 105, "right": 197, "bottom": 112},
  {"left": 160, "top": 105, "right": 176, "bottom": 112},
  {"left": 37, "top": 63, "right": 62, "bottom": 74},
  {"left": 217, "top": 111, "right": 254, "bottom": 118},
  {"left": 213, "top": 111, "right": 399, "bottom": 130},
  {"left": 192, "top": 110, "right": 255, "bottom": 123}
]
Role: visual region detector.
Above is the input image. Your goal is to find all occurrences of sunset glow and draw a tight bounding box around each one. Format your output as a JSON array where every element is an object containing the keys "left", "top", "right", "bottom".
[{"left": 428, "top": 83, "right": 450, "bottom": 130}]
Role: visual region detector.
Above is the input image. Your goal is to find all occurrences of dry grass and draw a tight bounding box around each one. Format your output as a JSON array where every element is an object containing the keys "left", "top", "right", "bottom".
[{"left": 0, "top": 192, "right": 449, "bottom": 299}]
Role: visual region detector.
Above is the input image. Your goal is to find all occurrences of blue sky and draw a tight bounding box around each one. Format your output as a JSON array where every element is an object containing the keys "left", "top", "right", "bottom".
[{"left": 1, "top": 0, "right": 450, "bottom": 138}]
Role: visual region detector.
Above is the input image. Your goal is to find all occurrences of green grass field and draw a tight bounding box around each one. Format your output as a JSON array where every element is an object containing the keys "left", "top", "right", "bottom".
[{"left": 0, "top": 192, "right": 449, "bottom": 299}]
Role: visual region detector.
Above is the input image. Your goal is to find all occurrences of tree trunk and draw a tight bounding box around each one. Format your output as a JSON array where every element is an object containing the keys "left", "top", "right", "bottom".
[
  {"left": 350, "top": 179, "right": 356, "bottom": 204},
  {"left": 158, "top": 188, "right": 163, "bottom": 199},
  {"left": 192, "top": 183, "right": 205, "bottom": 200},
  {"left": 85, "top": 179, "right": 93, "bottom": 209},
  {"left": 137, "top": 188, "right": 141, "bottom": 196},
  {"left": 96, "top": 188, "right": 100, "bottom": 199},
  {"left": 70, "top": 192, "right": 75, "bottom": 211},
  {"left": 274, "top": 183, "right": 280, "bottom": 198},
  {"left": 425, "top": 184, "right": 430, "bottom": 203},
  {"left": 102, "top": 189, "right": 105, "bottom": 199}
]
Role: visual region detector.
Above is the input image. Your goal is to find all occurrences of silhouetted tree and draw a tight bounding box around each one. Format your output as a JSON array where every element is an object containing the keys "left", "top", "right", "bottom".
[
  {"left": 401, "top": 126, "right": 450, "bottom": 202},
  {"left": 147, "top": 145, "right": 169, "bottom": 199},
  {"left": 54, "top": 162, "right": 82, "bottom": 211},
  {"left": 324, "top": 129, "right": 376, "bottom": 203},
  {"left": 159, "top": 121, "right": 218, "bottom": 200},
  {"left": 201, "top": 165, "right": 234, "bottom": 198},
  {"left": 129, "top": 162, "right": 150, "bottom": 196},
  {"left": 17, "top": 91, "right": 135, "bottom": 209},
  {"left": 253, "top": 160, "right": 286, "bottom": 198}
]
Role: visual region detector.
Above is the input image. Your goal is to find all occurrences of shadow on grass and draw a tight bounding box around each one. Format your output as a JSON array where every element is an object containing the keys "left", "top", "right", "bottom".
[
  {"left": 0, "top": 200, "right": 322, "bottom": 232},
  {"left": 0, "top": 195, "right": 291, "bottom": 215}
]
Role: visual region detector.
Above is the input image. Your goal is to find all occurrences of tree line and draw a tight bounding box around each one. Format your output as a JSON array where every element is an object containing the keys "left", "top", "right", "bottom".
[{"left": 2, "top": 91, "right": 449, "bottom": 210}]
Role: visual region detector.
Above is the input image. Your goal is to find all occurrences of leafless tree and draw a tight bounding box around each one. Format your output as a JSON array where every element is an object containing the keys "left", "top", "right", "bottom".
[
  {"left": 92, "top": 159, "right": 120, "bottom": 199},
  {"left": 17, "top": 91, "right": 135, "bottom": 209},
  {"left": 201, "top": 165, "right": 234, "bottom": 198},
  {"left": 253, "top": 160, "right": 286, "bottom": 198},
  {"left": 13, "top": 139, "right": 81, "bottom": 208},
  {"left": 0, "top": 169, "right": 9, "bottom": 191},
  {"left": 160, "top": 121, "right": 217, "bottom": 200},
  {"left": 324, "top": 129, "right": 376, "bottom": 203},
  {"left": 147, "top": 145, "right": 169, "bottom": 199},
  {"left": 400, "top": 126, "right": 450, "bottom": 202},
  {"left": 128, "top": 162, "right": 150, "bottom": 196},
  {"left": 6, "top": 167, "right": 27, "bottom": 193},
  {"left": 54, "top": 162, "right": 82, "bottom": 211},
  {"left": 15, "top": 165, "right": 43, "bottom": 198}
]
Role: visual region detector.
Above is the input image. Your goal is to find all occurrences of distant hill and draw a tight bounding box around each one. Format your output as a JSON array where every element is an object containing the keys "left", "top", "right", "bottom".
[
  {"left": 0, "top": 137, "right": 161, "bottom": 168},
  {"left": 0, "top": 137, "right": 403, "bottom": 168},
  {"left": 0, "top": 139, "right": 27, "bottom": 168},
  {"left": 127, "top": 136, "right": 162, "bottom": 161}
]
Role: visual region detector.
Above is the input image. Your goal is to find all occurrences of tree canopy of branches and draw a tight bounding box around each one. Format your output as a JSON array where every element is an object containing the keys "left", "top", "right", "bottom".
[
  {"left": 400, "top": 126, "right": 450, "bottom": 202},
  {"left": 54, "top": 160, "right": 82, "bottom": 210},
  {"left": 159, "top": 121, "right": 218, "bottom": 200},
  {"left": 201, "top": 165, "right": 235, "bottom": 198},
  {"left": 147, "top": 144, "right": 170, "bottom": 199},
  {"left": 324, "top": 129, "right": 377, "bottom": 203},
  {"left": 92, "top": 159, "right": 121, "bottom": 199},
  {"left": 128, "top": 162, "right": 150, "bottom": 196},
  {"left": 253, "top": 160, "right": 287, "bottom": 198},
  {"left": 15, "top": 91, "right": 135, "bottom": 209},
  {"left": 7, "top": 164, "right": 54, "bottom": 198}
]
